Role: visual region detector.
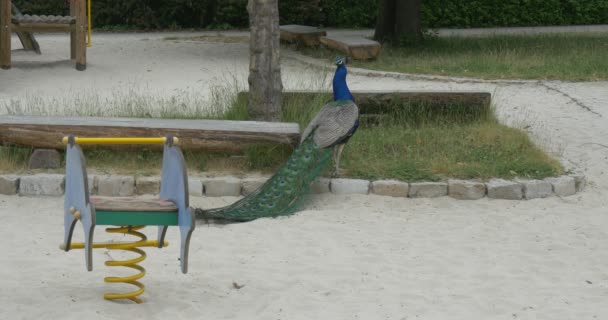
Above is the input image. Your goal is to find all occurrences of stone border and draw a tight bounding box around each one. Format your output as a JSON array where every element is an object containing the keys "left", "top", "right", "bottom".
[{"left": 0, "top": 173, "right": 585, "bottom": 200}]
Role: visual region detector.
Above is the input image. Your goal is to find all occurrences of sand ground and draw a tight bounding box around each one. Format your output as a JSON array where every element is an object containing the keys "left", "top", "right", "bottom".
[{"left": 0, "top": 32, "right": 607, "bottom": 319}]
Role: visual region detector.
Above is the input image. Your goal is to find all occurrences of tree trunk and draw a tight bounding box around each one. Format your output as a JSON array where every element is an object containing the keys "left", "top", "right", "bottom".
[
  {"left": 247, "top": 0, "right": 283, "bottom": 121},
  {"left": 395, "top": 0, "right": 422, "bottom": 41},
  {"left": 374, "top": 0, "right": 422, "bottom": 43},
  {"left": 373, "top": 0, "right": 396, "bottom": 41}
]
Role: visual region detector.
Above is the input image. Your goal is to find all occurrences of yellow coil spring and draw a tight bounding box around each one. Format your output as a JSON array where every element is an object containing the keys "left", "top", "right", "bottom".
[
  {"left": 63, "top": 226, "right": 168, "bottom": 303},
  {"left": 103, "top": 226, "right": 147, "bottom": 304}
]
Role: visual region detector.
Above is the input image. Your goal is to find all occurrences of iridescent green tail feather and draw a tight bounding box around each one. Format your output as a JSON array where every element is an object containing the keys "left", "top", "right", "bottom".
[{"left": 195, "top": 135, "right": 332, "bottom": 222}]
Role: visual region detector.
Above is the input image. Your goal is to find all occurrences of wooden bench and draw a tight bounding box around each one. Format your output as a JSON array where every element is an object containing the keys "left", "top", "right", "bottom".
[
  {"left": 0, "top": 116, "right": 301, "bottom": 152},
  {"left": 319, "top": 35, "right": 381, "bottom": 60},
  {"left": 280, "top": 24, "right": 326, "bottom": 46},
  {"left": 1, "top": 0, "right": 86, "bottom": 70},
  {"left": 281, "top": 90, "right": 492, "bottom": 113}
]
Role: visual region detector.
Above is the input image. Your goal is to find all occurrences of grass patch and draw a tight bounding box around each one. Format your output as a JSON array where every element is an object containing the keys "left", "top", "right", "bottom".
[
  {"left": 296, "top": 34, "right": 608, "bottom": 81},
  {"left": 0, "top": 83, "right": 562, "bottom": 180},
  {"left": 201, "top": 90, "right": 562, "bottom": 181}
]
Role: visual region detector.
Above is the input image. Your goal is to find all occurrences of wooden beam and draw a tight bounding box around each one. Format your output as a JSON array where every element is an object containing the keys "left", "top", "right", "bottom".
[
  {"left": 73, "top": 0, "right": 86, "bottom": 70},
  {"left": 348, "top": 91, "right": 492, "bottom": 113},
  {"left": 12, "top": 23, "right": 73, "bottom": 33},
  {"left": 240, "top": 90, "right": 492, "bottom": 113},
  {"left": 0, "top": 116, "right": 301, "bottom": 151},
  {"left": 0, "top": 0, "right": 11, "bottom": 69},
  {"left": 70, "top": 0, "right": 76, "bottom": 59}
]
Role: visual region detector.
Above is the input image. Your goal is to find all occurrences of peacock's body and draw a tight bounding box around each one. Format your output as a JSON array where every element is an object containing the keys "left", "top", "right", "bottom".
[{"left": 195, "top": 58, "right": 358, "bottom": 223}]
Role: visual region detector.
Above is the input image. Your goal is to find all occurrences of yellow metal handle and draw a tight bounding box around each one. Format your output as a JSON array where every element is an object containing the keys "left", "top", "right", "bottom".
[
  {"left": 62, "top": 136, "right": 179, "bottom": 145},
  {"left": 60, "top": 240, "right": 168, "bottom": 250}
]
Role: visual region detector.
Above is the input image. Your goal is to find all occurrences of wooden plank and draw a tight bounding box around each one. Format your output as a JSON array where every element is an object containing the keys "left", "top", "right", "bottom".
[
  {"left": 349, "top": 91, "right": 491, "bottom": 113},
  {"left": 280, "top": 24, "right": 326, "bottom": 46},
  {"left": 15, "top": 30, "right": 41, "bottom": 54},
  {"left": 0, "top": 116, "right": 301, "bottom": 151},
  {"left": 319, "top": 35, "right": 381, "bottom": 60},
  {"left": 70, "top": 0, "right": 76, "bottom": 59},
  {"left": 12, "top": 23, "right": 73, "bottom": 32},
  {"left": 91, "top": 197, "right": 178, "bottom": 212},
  {"left": 244, "top": 90, "right": 492, "bottom": 113},
  {"left": 0, "top": 0, "right": 11, "bottom": 69}
]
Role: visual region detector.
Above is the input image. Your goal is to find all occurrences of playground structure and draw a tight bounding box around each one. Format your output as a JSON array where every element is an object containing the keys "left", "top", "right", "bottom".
[
  {"left": 61, "top": 135, "right": 195, "bottom": 303},
  {"left": 1, "top": 0, "right": 89, "bottom": 70}
]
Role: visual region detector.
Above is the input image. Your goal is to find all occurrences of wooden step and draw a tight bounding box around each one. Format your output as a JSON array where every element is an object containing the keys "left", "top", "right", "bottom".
[
  {"left": 90, "top": 197, "right": 178, "bottom": 212},
  {"left": 319, "top": 35, "right": 381, "bottom": 60},
  {"left": 280, "top": 24, "right": 326, "bottom": 46}
]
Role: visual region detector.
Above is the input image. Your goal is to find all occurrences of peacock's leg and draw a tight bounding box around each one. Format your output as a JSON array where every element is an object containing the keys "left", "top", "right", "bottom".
[{"left": 332, "top": 144, "right": 346, "bottom": 178}]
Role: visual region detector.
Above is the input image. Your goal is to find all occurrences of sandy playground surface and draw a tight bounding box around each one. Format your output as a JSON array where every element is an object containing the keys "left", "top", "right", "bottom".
[{"left": 0, "top": 31, "right": 607, "bottom": 319}]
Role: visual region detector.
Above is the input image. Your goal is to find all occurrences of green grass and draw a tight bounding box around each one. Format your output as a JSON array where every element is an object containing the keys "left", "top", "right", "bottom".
[
  {"left": 0, "top": 83, "right": 562, "bottom": 181},
  {"left": 296, "top": 34, "right": 608, "bottom": 81},
  {"left": 226, "top": 91, "right": 562, "bottom": 181}
]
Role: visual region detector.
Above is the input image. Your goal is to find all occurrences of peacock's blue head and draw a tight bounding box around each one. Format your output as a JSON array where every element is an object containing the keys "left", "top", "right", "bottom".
[
  {"left": 332, "top": 57, "right": 354, "bottom": 102},
  {"left": 335, "top": 57, "right": 347, "bottom": 66}
]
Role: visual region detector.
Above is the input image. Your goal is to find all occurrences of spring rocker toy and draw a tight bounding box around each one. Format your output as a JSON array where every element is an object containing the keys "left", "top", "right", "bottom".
[{"left": 60, "top": 135, "right": 195, "bottom": 303}]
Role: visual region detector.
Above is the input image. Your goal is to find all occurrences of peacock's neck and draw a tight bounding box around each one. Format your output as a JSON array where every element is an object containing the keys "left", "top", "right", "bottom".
[{"left": 333, "top": 66, "right": 354, "bottom": 102}]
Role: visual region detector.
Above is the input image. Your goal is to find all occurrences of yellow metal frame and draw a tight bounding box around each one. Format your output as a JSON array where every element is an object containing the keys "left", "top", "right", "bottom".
[{"left": 62, "top": 136, "right": 179, "bottom": 145}]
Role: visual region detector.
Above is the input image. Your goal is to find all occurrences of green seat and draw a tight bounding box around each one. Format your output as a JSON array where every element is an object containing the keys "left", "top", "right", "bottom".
[{"left": 90, "top": 196, "right": 179, "bottom": 226}]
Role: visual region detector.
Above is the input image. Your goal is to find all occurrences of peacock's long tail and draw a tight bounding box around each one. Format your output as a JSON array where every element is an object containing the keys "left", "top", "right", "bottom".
[{"left": 195, "top": 134, "right": 332, "bottom": 223}]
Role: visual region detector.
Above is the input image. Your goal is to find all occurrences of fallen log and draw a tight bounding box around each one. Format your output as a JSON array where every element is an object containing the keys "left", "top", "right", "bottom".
[{"left": 239, "top": 90, "right": 492, "bottom": 113}]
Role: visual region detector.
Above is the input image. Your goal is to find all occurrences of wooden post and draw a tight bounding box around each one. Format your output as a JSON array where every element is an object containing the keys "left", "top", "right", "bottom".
[
  {"left": 74, "top": 0, "right": 86, "bottom": 70},
  {"left": 0, "top": 0, "right": 11, "bottom": 69},
  {"left": 70, "top": 0, "right": 76, "bottom": 59}
]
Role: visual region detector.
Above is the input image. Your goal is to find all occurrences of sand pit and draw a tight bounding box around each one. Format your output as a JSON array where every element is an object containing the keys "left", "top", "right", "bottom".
[{"left": 1, "top": 32, "right": 608, "bottom": 319}]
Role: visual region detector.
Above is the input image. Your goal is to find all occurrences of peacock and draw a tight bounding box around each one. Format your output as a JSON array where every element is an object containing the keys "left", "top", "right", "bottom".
[{"left": 195, "top": 57, "right": 359, "bottom": 223}]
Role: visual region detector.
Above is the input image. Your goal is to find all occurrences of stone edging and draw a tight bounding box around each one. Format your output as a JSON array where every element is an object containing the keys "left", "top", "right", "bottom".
[{"left": 0, "top": 173, "right": 585, "bottom": 200}]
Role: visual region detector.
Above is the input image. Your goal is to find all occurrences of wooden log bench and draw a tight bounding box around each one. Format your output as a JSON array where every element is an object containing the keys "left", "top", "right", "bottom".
[
  {"left": 256, "top": 90, "right": 492, "bottom": 113},
  {"left": 280, "top": 24, "right": 327, "bottom": 46},
  {"left": 319, "top": 35, "right": 381, "bottom": 60},
  {"left": 1, "top": 0, "right": 86, "bottom": 70},
  {"left": 0, "top": 116, "right": 301, "bottom": 152}
]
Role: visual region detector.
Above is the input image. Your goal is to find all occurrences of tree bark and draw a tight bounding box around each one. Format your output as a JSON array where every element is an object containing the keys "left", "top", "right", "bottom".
[
  {"left": 373, "top": 0, "right": 422, "bottom": 42},
  {"left": 395, "top": 0, "right": 422, "bottom": 40},
  {"left": 247, "top": 0, "right": 283, "bottom": 121},
  {"left": 373, "top": 0, "right": 396, "bottom": 41}
]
